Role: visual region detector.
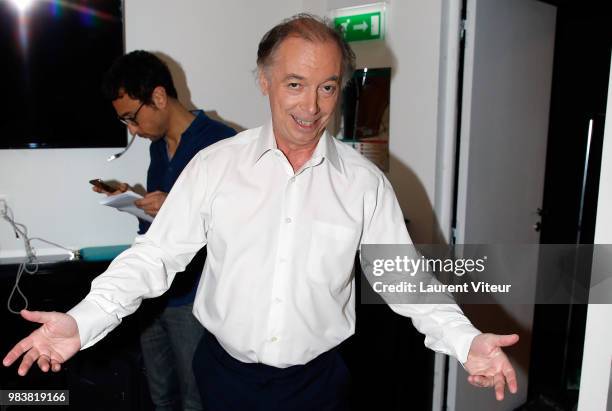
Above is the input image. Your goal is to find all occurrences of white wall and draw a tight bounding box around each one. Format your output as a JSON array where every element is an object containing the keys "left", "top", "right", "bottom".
[
  {"left": 0, "top": 0, "right": 303, "bottom": 257},
  {"left": 302, "top": 0, "right": 446, "bottom": 243},
  {"left": 1, "top": 0, "right": 444, "bottom": 255},
  {"left": 577, "top": 54, "right": 612, "bottom": 411}
]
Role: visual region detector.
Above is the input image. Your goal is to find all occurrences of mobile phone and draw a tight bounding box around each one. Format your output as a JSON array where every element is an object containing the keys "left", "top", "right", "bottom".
[{"left": 89, "top": 179, "right": 117, "bottom": 193}]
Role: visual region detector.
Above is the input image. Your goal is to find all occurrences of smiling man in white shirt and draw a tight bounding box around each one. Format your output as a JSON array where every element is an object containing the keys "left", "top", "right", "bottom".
[{"left": 3, "top": 14, "right": 519, "bottom": 411}]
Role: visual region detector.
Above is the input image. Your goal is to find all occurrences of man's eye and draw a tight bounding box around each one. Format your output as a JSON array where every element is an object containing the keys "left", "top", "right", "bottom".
[
  {"left": 321, "top": 85, "right": 336, "bottom": 94},
  {"left": 288, "top": 82, "right": 300, "bottom": 89}
]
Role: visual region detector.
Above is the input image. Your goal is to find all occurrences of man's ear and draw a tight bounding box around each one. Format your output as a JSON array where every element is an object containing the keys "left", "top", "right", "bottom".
[
  {"left": 258, "top": 68, "right": 270, "bottom": 96},
  {"left": 151, "top": 86, "right": 168, "bottom": 109}
]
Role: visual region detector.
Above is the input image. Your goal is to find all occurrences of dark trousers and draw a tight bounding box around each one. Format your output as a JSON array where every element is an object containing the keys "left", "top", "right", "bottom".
[{"left": 192, "top": 328, "right": 350, "bottom": 411}]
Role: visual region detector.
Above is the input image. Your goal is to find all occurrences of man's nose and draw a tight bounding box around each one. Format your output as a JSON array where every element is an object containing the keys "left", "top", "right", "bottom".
[{"left": 300, "top": 88, "right": 320, "bottom": 116}]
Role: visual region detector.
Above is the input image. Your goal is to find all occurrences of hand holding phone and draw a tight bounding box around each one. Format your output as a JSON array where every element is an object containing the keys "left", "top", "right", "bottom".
[{"left": 89, "top": 179, "right": 119, "bottom": 194}]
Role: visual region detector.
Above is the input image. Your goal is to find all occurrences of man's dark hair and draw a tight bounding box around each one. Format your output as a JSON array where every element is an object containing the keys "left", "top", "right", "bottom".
[
  {"left": 101, "top": 50, "right": 178, "bottom": 103},
  {"left": 257, "top": 14, "right": 356, "bottom": 87}
]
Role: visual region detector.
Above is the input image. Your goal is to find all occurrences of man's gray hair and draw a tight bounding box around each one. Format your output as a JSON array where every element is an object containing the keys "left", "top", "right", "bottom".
[{"left": 257, "top": 13, "right": 356, "bottom": 88}]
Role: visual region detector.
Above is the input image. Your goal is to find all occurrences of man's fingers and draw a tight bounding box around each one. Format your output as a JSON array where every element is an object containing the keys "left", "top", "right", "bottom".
[
  {"left": 20, "top": 309, "right": 55, "bottom": 324},
  {"left": 39, "top": 351, "right": 64, "bottom": 373},
  {"left": 135, "top": 197, "right": 153, "bottom": 207},
  {"left": 17, "top": 347, "right": 40, "bottom": 376},
  {"left": 503, "top": 365, "right": 518, "bottom": 394},
  {"left": 142, "top": 192, "right": 163, "bottom": 202},
  {"left": 50, "top": 360, "right": 62, "bottom": 373},
  {"left": 37, "top": 355, "right": 50, "bottom": 373},
  {"left": 137, "top": 193, "right": 165, "bottom": 215},
  {"left": 468, "top": 375, "right": 492, "bottom": 388},
  {"left": 2, "top": 336, "right": 33, "bottom": 367},
  {"left": 493, "top": 373, "right": 505, "bottom": 401},
  {"left": 467, "top": 375, "right": 480, "bottom": 387},
  {"left": 494, "top": 333, "right": 519, "bottom": 347}
]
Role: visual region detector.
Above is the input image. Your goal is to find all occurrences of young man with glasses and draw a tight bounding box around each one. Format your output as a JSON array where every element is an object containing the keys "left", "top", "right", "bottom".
[{"left": 95, "top": 50, "right": 235, "bottom": 411}]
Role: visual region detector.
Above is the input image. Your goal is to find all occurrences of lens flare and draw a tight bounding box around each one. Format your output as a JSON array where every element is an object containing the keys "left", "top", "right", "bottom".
[
  {"left": 51, "top": 0, "right": 118, "bottom": 22},
  {"left": 9, "top": 0, "right": 36, "bottom": 13},
  {"left": 8, "top": 0, "right": 120, "bottom": 57}
]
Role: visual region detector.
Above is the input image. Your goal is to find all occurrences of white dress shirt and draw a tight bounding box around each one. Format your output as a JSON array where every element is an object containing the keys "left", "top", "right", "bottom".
[{"left": 69, "top": 122, "right": 480, "bottom": 368}]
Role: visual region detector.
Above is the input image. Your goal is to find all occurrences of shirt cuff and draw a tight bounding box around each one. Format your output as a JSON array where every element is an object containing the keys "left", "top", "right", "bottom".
[
  {"left": 446, "top": 323, "right": 481, "bottom": 364},
  {"left": 67, "top": 299, "right": 121, "bottom": 350}
]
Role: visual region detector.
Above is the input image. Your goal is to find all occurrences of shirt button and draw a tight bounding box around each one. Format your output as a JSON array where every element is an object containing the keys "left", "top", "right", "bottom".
[
  {"left": 270, "top": 336, "right": 278, "bottom": 342},
  {"left": 289, "top": 177, "right": 295, "bottom": 183},
  {"left": 274, "top": 297, "right": 283, "bottom": 304},
  {"left": 285, "top": 217, "right": 292, "bottom": 224}
]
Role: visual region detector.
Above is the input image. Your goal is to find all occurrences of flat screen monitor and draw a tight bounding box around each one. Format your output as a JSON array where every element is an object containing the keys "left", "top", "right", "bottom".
[{"left": 0, "top": 0, "right": 124, "bottom": 149}]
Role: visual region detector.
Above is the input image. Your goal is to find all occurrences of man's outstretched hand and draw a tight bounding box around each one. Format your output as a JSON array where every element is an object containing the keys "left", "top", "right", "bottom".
[
  {"left": 463, "top": 333, "right": 519, "bottom": 401},
  {"left": 2, "top": 310, "right": 81, "bottom": 376}
]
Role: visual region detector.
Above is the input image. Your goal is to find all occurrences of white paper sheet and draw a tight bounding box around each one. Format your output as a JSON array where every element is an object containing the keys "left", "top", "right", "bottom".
[{"left": 99, "top": 191, "right": 154, "bottom": 223}]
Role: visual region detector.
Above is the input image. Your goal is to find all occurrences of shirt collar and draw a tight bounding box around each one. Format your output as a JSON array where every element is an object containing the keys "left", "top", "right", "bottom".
[
  {"left": 253, "top": 120, "right": 277, "bottom": 163},
  {"left": 311, "top": 130, "right": 342, "bottom": 173},
  {"left": 154, "top": 110, "right": 208, "bottom": 157},
  {"left": 252, "top": 120, "right": 343, "bottom": 174},
  {"left": 159, "top": 110, "right": 207, "bottom": 146},
  {"left": 182, "top": 110, "right": 208, "bottom": 140}
]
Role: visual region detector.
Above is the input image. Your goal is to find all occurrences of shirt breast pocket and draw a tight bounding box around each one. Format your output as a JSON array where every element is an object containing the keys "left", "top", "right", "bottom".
[{"left": 307, "top": 220, "right": 360, "bottom": 291}]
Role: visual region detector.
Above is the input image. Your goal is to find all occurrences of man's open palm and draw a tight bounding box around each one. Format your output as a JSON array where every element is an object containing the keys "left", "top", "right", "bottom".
[
  {"left": 2, "top": 310, "right": 81, "bottom": 376},
  {"left": 463, "top": 333, "right": 519, "bottom": 401}
]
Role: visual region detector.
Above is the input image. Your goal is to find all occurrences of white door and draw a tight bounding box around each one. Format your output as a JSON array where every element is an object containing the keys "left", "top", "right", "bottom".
[
  {"left": 448, "top": 0, "right": 557, "bottom": 410},
  {"left": 576, "top": 53, "right": 612, "bottom": 411}
]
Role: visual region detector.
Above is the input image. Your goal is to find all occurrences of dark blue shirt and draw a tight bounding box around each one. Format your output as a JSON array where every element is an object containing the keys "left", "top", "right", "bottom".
[{"left": 138, "top": 110, "right": 235, "bottom": 306}]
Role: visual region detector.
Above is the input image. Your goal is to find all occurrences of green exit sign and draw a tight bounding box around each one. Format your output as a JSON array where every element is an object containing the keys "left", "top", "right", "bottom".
[{"left": 334, "top": 11, "right": 382, "bottom": 42}]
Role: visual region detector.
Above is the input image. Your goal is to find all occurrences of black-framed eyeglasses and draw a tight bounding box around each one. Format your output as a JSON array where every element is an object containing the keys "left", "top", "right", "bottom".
[{"left": 118, "top": 102, "right": 145, "bottom": 126}]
